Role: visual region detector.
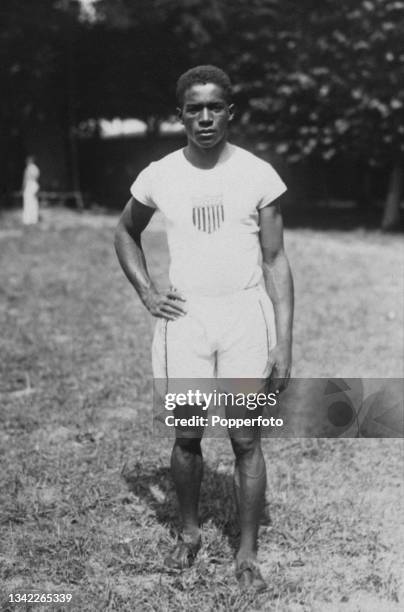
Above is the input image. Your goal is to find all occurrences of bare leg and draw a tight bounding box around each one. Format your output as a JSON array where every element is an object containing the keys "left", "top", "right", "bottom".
[
  {"left": 231, "top": 436, "right": 266, "bottom": 565},
  {"left": 171, "top": 437, "right": 203, "bottom": 539}
]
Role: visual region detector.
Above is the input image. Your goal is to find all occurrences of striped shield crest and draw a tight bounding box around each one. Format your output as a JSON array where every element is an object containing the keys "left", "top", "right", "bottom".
[{"left": 192, "top": 204, "right": 225, "bottom": 233}]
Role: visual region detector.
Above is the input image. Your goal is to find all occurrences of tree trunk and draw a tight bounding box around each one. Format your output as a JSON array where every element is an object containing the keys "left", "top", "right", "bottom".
[
  {"left": 147, "top": 116, "right": 161, "bottom": 137},
  {"left": 381, "top": 162, "right": 403, "bottom": 231}
]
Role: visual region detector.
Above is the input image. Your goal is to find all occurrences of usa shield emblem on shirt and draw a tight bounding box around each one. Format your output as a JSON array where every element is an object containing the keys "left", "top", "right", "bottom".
[
  {"left": 192, "top": 197, "right": 225, "bottom": 233},
  {"left": 192, "top": 204, "right": 224, "bottom": 233}
]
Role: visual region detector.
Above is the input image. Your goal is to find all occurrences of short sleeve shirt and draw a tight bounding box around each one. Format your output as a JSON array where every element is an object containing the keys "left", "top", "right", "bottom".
[{"left": 130, "top": 144, "right": 286, "bottom": 296}]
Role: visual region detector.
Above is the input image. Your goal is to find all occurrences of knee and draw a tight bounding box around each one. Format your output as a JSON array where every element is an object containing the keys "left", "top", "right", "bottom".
[
  {"left": 231, "top": 436, "right": 260, "bottom": 458},
  {"left": 174, "top": 437, "right": 202, "bottom": 456}
]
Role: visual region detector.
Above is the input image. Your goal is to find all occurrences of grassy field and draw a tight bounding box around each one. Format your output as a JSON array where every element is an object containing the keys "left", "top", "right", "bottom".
[{"left": 0, "top": 208, "right": 403, "bottom": 611}]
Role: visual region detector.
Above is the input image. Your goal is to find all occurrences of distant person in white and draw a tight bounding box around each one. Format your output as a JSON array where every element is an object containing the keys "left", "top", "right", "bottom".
[
  {"left": 22, "top": 156, "right": 40, "bottom": 225},
  {"left": 114, "top": 66, "right": 294, "bottom": 591}
]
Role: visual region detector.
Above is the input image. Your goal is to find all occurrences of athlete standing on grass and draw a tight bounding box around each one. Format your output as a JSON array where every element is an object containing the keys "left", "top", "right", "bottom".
[{"left": 114, "top": 65, "right": 294, "bottom": 592}]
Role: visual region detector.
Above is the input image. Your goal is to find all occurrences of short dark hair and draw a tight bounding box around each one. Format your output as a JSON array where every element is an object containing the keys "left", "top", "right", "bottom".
[{"left": 176, "top": 65, "right": 232, "bottom": 105}]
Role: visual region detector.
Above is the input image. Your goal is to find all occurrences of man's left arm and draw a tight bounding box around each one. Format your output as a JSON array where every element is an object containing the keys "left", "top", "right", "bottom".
[{"left": 259, "top": 200, "right": 294, "bottom": 392}]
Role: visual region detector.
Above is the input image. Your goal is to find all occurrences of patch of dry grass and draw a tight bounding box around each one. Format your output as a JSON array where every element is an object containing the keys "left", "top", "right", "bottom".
[{"left": 0, "top": 208, "right": 403, "bottom": 611}]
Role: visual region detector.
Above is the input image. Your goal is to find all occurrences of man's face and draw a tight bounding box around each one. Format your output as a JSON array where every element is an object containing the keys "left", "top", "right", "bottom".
[{"left": 178, "top": 82, "right": 233, "bottom": 149}]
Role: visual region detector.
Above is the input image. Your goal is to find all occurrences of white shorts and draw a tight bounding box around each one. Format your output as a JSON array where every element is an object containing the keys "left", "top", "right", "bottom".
[{"left": 152, "top": 285, "right": 276, "bottom": 379}]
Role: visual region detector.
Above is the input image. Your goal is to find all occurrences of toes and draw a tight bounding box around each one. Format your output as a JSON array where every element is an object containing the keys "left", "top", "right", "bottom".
[
  {"left": 236, "top": 560, "right": 267, "bottom": 592},
  {"left": 164, "top": 535, "right": 201, "bottom": 570}
]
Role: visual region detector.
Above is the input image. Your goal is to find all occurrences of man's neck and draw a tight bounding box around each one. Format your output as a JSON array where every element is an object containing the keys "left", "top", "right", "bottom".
[{"left": 184, "top": 139, "right": 229, "bottom": 169}]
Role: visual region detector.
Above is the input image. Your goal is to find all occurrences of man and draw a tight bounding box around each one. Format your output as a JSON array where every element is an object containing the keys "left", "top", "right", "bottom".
[{"left": 114, "top": 65, "right": 294, "bottom": 591}]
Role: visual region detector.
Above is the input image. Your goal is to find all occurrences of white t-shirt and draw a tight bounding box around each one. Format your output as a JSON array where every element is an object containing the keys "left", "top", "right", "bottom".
[{"left": 130, "top": 144, "right": 286, "bottom": 296}]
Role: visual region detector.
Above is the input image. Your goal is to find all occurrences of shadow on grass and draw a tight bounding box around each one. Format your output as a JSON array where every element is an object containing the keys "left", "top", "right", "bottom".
[{"left": 121, "top": 460, "right": 242, "bottom": 554}]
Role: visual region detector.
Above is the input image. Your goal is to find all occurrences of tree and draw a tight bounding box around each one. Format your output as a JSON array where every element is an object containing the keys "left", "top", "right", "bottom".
[
  {"left": 3, "top": 0, "right": 402, "bottom": 226},
  {"left": 0, "top": 0, "right": 85, "bottom": 195},
  {"left": 76, "top": 0, "right": 196, "bottom": 122},
  {"left": 230, "top": 0, "right": 404, "bottom": 229},
  {"left": 101, "top": 0, "right": 403, "bottom": 228}
]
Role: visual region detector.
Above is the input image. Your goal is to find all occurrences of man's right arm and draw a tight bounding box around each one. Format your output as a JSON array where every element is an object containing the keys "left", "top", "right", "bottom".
[{"left": 114, "top": 197, "right": 187, "bottom": 320}]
